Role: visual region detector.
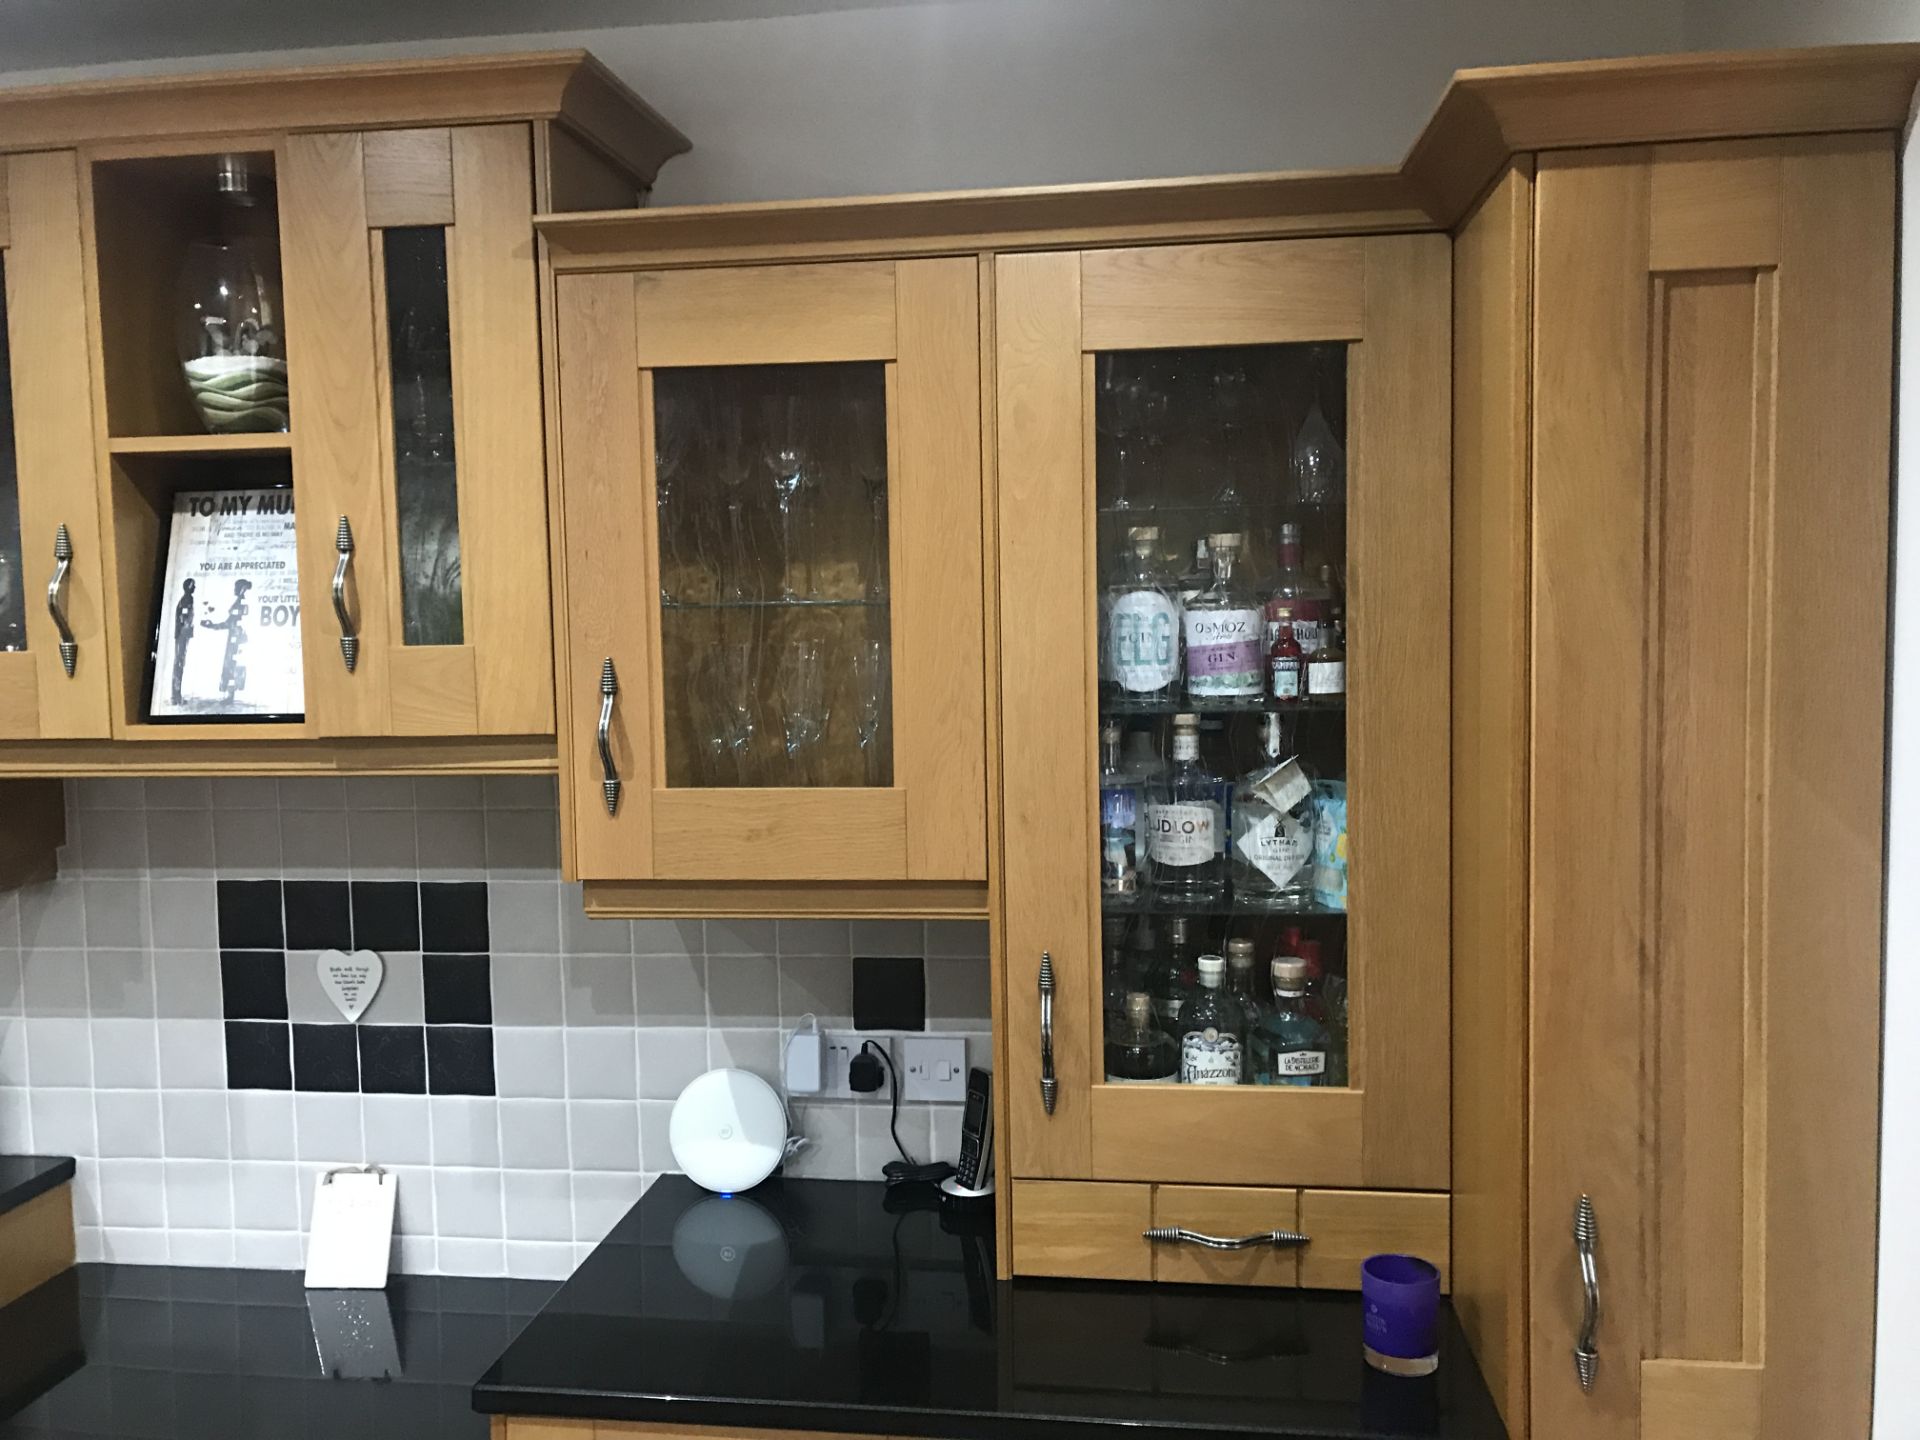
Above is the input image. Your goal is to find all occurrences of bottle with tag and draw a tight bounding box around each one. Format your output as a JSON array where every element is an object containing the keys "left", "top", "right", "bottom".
[
  {"left": 1144, "top": 713, "right": 1225, "bottom": 898},
  {"left": 1228, "top": 712, "right": 1317, "bottom": 903},
  {"left": 1103, "top": 524, "right": 1181, "bottom": 702},
  {"left": 1178, "top": 953, "right": 1244, "bottom": 1085},
  {"left": 1182, "top": 532, "right": 1264, "bottom": 703}
]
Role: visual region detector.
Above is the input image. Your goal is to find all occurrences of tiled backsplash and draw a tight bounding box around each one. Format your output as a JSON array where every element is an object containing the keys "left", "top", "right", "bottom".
[{"left": 0, "top": 775, "right": 992, "bottom": 1279}]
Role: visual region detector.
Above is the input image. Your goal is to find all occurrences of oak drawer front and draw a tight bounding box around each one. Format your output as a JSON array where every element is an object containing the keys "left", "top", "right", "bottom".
[{"left": 1011, "top": 1179, "right": 1449, "bottom": 1290}]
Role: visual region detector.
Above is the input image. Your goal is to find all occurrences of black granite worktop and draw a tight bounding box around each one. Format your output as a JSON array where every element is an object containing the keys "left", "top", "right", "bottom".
[
  {"left": 476, "top": 1174, "right": 1507, "bottom": 1440},
  {"left": 0, "top": 1156, "right": 74, "bottom": 1217}
]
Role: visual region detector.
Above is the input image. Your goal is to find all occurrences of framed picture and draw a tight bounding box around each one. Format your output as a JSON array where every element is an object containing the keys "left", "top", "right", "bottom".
[{"left": 144, "top": 485, "right": 305, "bottom": 722}]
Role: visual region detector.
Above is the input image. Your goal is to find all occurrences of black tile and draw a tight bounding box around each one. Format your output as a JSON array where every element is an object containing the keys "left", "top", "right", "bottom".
[
  {"left": 282, "top": 880, "right": 352, "bottom": 952},
  {"left": 292, "top": 1023, "right": 360, "bottom": 1092},
  {"left": 359, "top": 1025, "right": 427, "bottom": 1094},
  {"left": 220, "top": 951, "right": 289, "bottom": 1021},
  {"left": 420, "top": 881, "right": 489, "bottom": 952},
  {"left": 426, "top": 1025, "right": 494, "bottom": 1096},
  {"left": 853, "top": 954, "right": 926, "bottom": 1032},
  {"left": 350, "top": 881, "right": 419, "bottom": 952},
  {"left": 216, "top": 880, "right": 284, "bottom": 950},
  {"left": 224, "top": 1021, "right": 291, "bottom": 1090},
  {"left": 423, "top": 954, "right": 492, "bottom": 1025}
]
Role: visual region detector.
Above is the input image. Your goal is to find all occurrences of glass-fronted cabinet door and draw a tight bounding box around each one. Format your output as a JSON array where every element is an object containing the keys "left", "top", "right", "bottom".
[
  {"left": 282, "top": 125, "right": 550, "bottom": 738},
  {"left": 0, "top": 151, "right": 112, "bottom": 741},
  {"left": 998, "top": 236, "right": 1448, "bottom": 1191},
  {"left": 552, "top": 257, "right": 987, "bottom": 883}
]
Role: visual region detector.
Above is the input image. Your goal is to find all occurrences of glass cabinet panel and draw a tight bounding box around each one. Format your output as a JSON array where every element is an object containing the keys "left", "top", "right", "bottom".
[
  {"left": 1093, "top": 343, "right": 1350, "bottom": 1090},
  {"left": 652, "top": 362, "right": 893, "bottom": 790},
  {"left": 382, "top": 225, "right": 463, "bottom": 647},
  {"left": 0, "top": 257, "right": 23, "bottom": 653}
]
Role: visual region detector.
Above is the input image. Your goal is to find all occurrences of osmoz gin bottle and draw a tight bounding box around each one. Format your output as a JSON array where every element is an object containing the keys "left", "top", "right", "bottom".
[{"left": 1183, "top": 532, "right": 1263, "bottom": 703}]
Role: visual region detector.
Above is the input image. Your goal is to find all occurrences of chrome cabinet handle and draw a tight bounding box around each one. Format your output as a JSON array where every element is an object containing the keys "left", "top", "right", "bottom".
[
  {"left": 46, "top": 523, "right": 76, "bottom": 677},
  {"left": 1038, "top": 950, "right": 1057, "bottom": 1116},
  {"left": 331, "top": 516, "right": 358, "bottom": 673},
  {"left": 597, "top": 657, "right": 620, "bottom": 816},
  {"left": 1574, "top": 1194, "right": 1600, "bottom": 1393},
  {"left": 1144, "top": 1227, "right": 1310, "bottom": 1251}
]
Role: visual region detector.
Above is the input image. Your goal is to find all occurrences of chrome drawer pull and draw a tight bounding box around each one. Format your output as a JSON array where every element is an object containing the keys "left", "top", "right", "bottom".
[
  {"left": 1574, "top": 1194, "right": 1600, "bottom": 1393},
  {"left": 46, "top": 523, "right": 76, "bottom": 676},
  {"left": 1038, "top": 950, "right": 1057, "bottom": 1116},
  {"left": 597, "top": 657, "right": 621, "bottom": 815},
  {"left": 332, "top": 515, "right": 359, "bottom": 673},
  {"left": 1144, "top": 1227, "right": 1310, "bottom": 1251}
]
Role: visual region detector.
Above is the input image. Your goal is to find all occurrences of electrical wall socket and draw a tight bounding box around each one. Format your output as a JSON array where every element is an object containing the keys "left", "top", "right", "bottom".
[{"left": 816, "top": 1031, "right": 969, "bottom": 1102}]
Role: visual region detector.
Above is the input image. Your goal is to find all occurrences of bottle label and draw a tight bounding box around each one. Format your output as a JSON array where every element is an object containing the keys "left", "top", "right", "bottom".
[
  {"left": 1237, "top": 810, "right": 1314, "bottom": 887},
  {"left": 1108, "top": 591, "right": 1180, "bottom": 691},
  {"left": 1307, "top": 659, "right": 1346, "bottom": 696},
  {"left": 1270, "top": 656, "right": 1301, "bottom": 701},
  {"left": 1146, "top": 802, "right": 1215, "bottom": 866},
  {"left": 1291, "top": 609, "right": 1324, "bottom": 653},
  {"left": 1184, "top": 608, "right": 1264, "bottom": 695},
  {"left": 1100, "top": 833, "right": 1139, "bottom": 895},
  {"left": 1180, "top": 1029, "right": 1242, "bottom": 1085},
  {"left": 1267, "top": 1049, "right": 1326, "bottom": 1086},
  {"left": 1100, "top": 783, "right": 1138, "bottom": 832}
]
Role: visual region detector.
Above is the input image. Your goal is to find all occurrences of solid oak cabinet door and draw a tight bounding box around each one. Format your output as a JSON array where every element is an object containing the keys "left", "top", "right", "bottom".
[
  {"left": 0, "top": 151, "right": 112, "bottom": 740},
  {"left": 996, "top": 235, "right": 1449, "bottom": 1202},
  {"left": 552, "top": 257, "right": 987, "bottom": 883},
  {"left": 1530, "top": 136, "right": 1892, "bottom": 1440},
  {"left": 283, "top": 124, "right": 550, "bottom": 739}
]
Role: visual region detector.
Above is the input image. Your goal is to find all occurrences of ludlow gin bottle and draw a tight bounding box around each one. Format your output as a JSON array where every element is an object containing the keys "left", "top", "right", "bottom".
[
  {"left": 1229, "top": 712, "right": 1317, "bottom": 903},
  {"left": 1250, "top": 957, "right": 1330, "bottom": 1086},
  {"left": 1145, "top": 714, "right": 1224, "bottom": 898},
  {"left": 1106, "top": 991, "right": 1177, "bottom": 1083},
  {"left": 1178, "top": 953, "right": 1244, "bottom": 1085},
  {"left": 1183, "top": 532, "right": 1263, "bottom": 703},
  {"left": 1104, "top": 525, "right": 1181, "bottom": 702}
]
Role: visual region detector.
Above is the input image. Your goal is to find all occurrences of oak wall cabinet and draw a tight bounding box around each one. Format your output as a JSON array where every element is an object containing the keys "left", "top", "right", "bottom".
[{"left": 0, "top": 52, "right": 687, "bottom": 782}]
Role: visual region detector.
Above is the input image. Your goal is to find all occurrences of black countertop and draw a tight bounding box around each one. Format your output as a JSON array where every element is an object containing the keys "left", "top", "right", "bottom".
[
  {"left": 476, "top": 1175, "right": 1507, "bottom": 1440},
  {"left": 0, "top": 1264, "right": 558, "bottom": 1440},
  {"left": 0, "top": 1156, "right": 75, "bottom": 1217}
]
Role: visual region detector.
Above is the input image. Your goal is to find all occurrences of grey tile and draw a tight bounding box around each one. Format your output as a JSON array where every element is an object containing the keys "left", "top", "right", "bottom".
[
  {"left": 630, "top": 919, "right": 701, "bottom": 958},
  {"left": 0, "top": 890, "right": 17, "bottom": 949},
  {"left": 926, "top": 920, "right": 990, "bottom": 958},
  {"left": 483, "top": 808, "right": 560, "bottom": 876},
  {"left": 149, "top": 879, "right": 217, "bottom": 949},
  {"left": 85, "top": 950, "right": 154, "bottom": 1018},
  {"left": 0, "top": 1020, "right": 25, "bottom": 1089},
  {"left": 344, "top": 776, "right": 415, "bottom": 810},
  {"left": 277, "top": 776, "right": 346, "bottom": 809},
  {"left": 22, "top": 949, "right": 88, "bottom": 1017},
  {"left": 780, "top": 955, "right": 854, "bottom": 1025},
  {"left": 82, "top": 879, "right": 150, "bottom": 949},
  {"left": 637, "top": 1099, "right": 673, "bottom": 1174},
  {"left": 293, "top": 1093, "right": 363, "bottom": 1163},
  {"left": 417, "top": 809, "right": 487, "bottom": 876},
  {"left": 280, "top": 809, "right": 350, "bottom": 878},
  {"left": 483, "top": 774, "right": 555, "bottom": 810},
  {"left": 494, "top": 1026, "right": 565, "bottom": 1100},
  {"left": 362, "top": 951, "right": 424, "bottom": 1025},
  {"left": 362, "top": 1094, "right": 431, "bottom": 1165},
  {"left": 706, "top": 954, "right": 778, "bottom": 1024},
  {"left": 210, "top": 777, "right": 279, "bottom": 809},
  {"left": 850, "top": 919, "right": 926, "bottom": 957},
  {"left": 705, "top": 918, "right": 776, "bottom": 955},
  {"left": 76, "top": 807, "right": 148, "bottom": 873},
  {"left": 19, "top": 880, "right": 84, "bottom": 949},
  {"left": 158, "top": 1019, "right": 227, "bottom": 1089},
  {"left": 75, "top": 778, "right": 143, "bottom": 810},
  {"left": 857, "top": 1099, "right": 931, "bottom": 1177},
  {"left": 414, "top": 775, "right": 485, "bottom": 809},
  {"left": 633, "top": 953, "right": 707, "bottom": 1026},
  {"left": 566, "top": 1028, "right": 638, "bottom": 1101},
  {"left": 568, "top": 1100, "right": 639, "bottom": 1170},
  {"left": 925, "top": 957, "right": 993, "bottom": 1025},
  {"left": 776, "top": 919, "right": 850, "bottom": 957},
  {"left": 154, "top": 952, "right": 223, "bottom": 1020},
  {"left": 572, "top": 1171, "right": 644, "bottom": 1244},
  {"left": 708, "top": 1027, "right": 780, "bottom": 1081},
  {"left": 491, "top": 956, "right": 565, "bottom": 1027},
  {"left": 285, "top": 951, "right": 334, "bottom": 1024},
  {"left": 559, "top": 884, "right": 629, "bottom": 955},
  {"left": 213, "top": 808, "right": 282, "bottom": 875},
  {"left": 143, "top": 777, "right": 211, "bottom": 810},
  {"left": 563, "top": 955, "right": 636, "bottom": 1026},
  {"left": 347, "top": 807, "right": 418, "bottom": 877},
  {"left": 784, "top": 1102, "right": 856, "bottom": 1179},
  {"left": 90, "top": 1020, "right": 158, "bottom": 1088},
  {"left": 0, "top": 951, "right": 20, "bottom": 1013},
  {"left": 636, "top": 1027, "right": 708, "bottom": 1101},
  {"left": 145, "top": 808, "right": 217, "bottom": 876},
  {"left": 489, "top": 882, "right": 560, "bottom": 954},
  {"left": 429, "top": 1096, "right": 500, "bottom": 1166}
]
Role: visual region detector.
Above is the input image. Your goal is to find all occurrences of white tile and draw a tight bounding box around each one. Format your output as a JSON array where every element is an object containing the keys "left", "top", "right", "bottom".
[
  {"left": 228, "top": 1091, "right": 296, "bottom": 1160},
  {"left": 29, "top": 1089, "right": 95, "bottom": 1157},
  {"left": 856, "top": 1100, "right": 932, "bottom": 1178},
  {"left": 483, "top": 808, "right": 560, "bottom": 876},
  {"left": 567, "top": 1100, "right": 639, "bottom": 1170},
  {"left": 492, "top": 956, "right": 565, "bottom": 1027},
  {"left": 97, "top": 1157, "right": 166, "bottom": 1227},
  {"left": 18, "top": 880, "right": 85, "bottom": 949},
  {"left": 432, "top": 1168, "right": 504, "bottom": 1239},
  {"left": 633, "top": 953, "right": 708, "bottom": 1026},
  {"left": 294, "top": 1093, "right": 364, "bottom": 1164},
  {"left": 158, "top": 1020, "right": 227, "bottom": 1089},
  {"left": 705, "top": 955, "right": 778, "bottom": 1024},
  {"left": 149, "top": 879, "right": 217, "bottom": 948},
  {"left": 499, "top": 1099, "right": 570, "bottom": 1170},
  {"left": 504, "top": 1241, "right": 576, "bottom": 1281},
  {"left": 705, "top": 918, "right": 776, "bottom": 955},
  {"left": 347, "top": 807, "right": 418, "bottom": 877},
  {"left": 84, "top": 949, "right": 155, "bottom": 1017},
  {"left": 231, "top": 1161, "right": 300, "bottom": 1231},
  {"left": 161, "top": 1090, "right": 232, "bottom": 1159},
  {"left": 559, "top": 883, "right": 630, "bottom": 955},
  {"left": 785, "top": 1102, "right": 856, "bottom": 1179},
  {"left": 154, "top": 953, "right": 223, "bottom": 1020},
  {"left": 637, "top": 1100, "right": 673, "bottom": 1175},
  {"left": 430, "top": 1096, "right": 501, "bottom": 1167},
  {"left": 0, "top": 1019, "right": 21, "bottom": 1087},
  {"left": 850, "top": 919, "right": 925, "bottom": 957},
  {"left": 71, "top": 1158, "right": 101, "bottom": 1225},
  {"left": 168, "top": 1229, "right": 236, "bottom": 1267},
  {"left": 362, "top": 1094, "right": 432, "bottom": 1165},
  {"left": 503, "top": 1170, "right": 573, "bottom": 1242},
  {"left": 388, "top": 1163, "right": 436, "bottom": 1238},
  {"left": 925, "top": 919, "right": 991, "bottom": 958},
  {"left": 90, "top": 1019, "right": 159, "bottom": 1088},
  {"left": 0, "top": 1088, "right": 29, "bottom": 1150},
  {"left": 571, "top": 1171, "right": 645, "bottom": 1245},
  {"left": 75, "top": 1226, "right": 105, "bottom": 1263},
  {"left": 102, "top": 1228, "right": 171, "bottom": 1263},
  {"left": 775, "top": 919, "right": 851, "bottom": 957},
  {"left": 394, "top": 1236, "right": 440, "bottom": 1275},
  {"left": 235, "top": 1230, "right": 305, "bottom": 1270},
  {"left": 164, "top": 1159, "right": 234, "bottom": 1229},
  {"left": 417, "top": 809, "right": 487, "bottom": 876},
  {"left": 96, "top": 1090, "right": 164, "bottom": 1158},
  {"left": 26, "top": 1016, "right": 92, "bottom": 1086},
  {"left": 22, "top": 951, "right": 88, "bottom": 1016},
  {"left": 637, "top": 1027, "right": 710, "bottom": 1101},
  {"left": 82, "top": 879, "right": 151, "bottom": 949},
  {"left": 707, "top": 1028, "right": 780, "bottom": 1081},
  {"left": 488, "top": 882, "right": 561, "bottom": 955},
  {"left": 563, "top": 955, "right": 636, "bottom": 1026},
  {"left": 565, "top": 1028, "right": 637, "bottom": 1101},
  {"left": 494, "top": 1027, "right": 565, "bottom": 1099},
  {"left": 436, "top": 1237, "right": 506, "bottom": 1276}
]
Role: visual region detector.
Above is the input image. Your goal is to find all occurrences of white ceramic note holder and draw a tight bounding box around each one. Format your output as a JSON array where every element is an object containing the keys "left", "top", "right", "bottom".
[{"left": 304, "top": 1165, "right": 396, "bottom": 1290}]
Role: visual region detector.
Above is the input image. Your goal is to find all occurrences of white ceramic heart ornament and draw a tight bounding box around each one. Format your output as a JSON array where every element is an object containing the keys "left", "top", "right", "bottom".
[{"left": 317, "top": 949, "right": 385, "bottom": 1023}]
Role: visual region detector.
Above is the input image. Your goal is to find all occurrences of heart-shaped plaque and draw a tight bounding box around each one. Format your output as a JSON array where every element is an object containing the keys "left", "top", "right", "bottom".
[{"left": 317, "top": 949, "right": 385, "bottom": 1023}]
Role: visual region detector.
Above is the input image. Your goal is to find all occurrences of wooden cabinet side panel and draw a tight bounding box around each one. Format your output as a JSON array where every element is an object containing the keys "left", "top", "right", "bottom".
[
  {"left": 6, "top": 152, "right": 111, "bottom": 739},
  {"left": 449, "top": 123, "right": 554, "bottom": 737},
  {"left": 894, "top": 256, "right": 986, "bottom": 880},
  {"left": 1448, "top": 159, "right": 1533, "bottom": 1438},
  {"left": 552, "top": 272, "right": 652, "bottom": 879}
]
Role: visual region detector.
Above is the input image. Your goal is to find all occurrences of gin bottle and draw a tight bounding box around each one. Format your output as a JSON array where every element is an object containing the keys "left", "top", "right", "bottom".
[
  {"left": 1249, "top": 957, "right": 1330, "bottom": 1086},
  {"left": 1225, "top": 936, "right": 1267, "bottom": 1034},
  {"left": 1178, "top": 953, "right": 1244, "bottom": 1085},
  {"left": 1104, "top": 525, "right": 1181, "bottom": 702},
  {"left": 1098, "top": 721, "right": 1144, "bottom": 897},
  {"left": 1155, "top": 915, "right": 1199, "bottom": 1028},
  {"left": 1144, "top": 714, "right": 1224, "bottom": 898},
  {"left": 1182, "top": 533, "right": 1264, "bottom": 703},
  {"left": 1106, "top": 991, "right": 1177, "bottom": 1083},
  {"left": 1229, "top": 712, "right": 1317, "bottom": 903},
  {"left": 1306, "top": 607, "right": 1346, "bottom": 699}
]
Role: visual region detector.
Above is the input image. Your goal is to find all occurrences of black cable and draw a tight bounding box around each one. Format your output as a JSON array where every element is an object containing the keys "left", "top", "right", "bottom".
[{"left": 859, "top": 1040, "right": 954, "bottom": 1188}]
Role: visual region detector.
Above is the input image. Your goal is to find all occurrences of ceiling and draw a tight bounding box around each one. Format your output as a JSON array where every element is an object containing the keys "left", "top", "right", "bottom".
[{"left": 0, "top": 0, "right": 947, "bottom": 73}]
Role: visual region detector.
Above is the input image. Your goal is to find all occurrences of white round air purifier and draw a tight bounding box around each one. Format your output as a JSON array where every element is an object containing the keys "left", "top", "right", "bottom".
[{"left": 669, "top": 1068, "right": 788, "bottom": 1195}]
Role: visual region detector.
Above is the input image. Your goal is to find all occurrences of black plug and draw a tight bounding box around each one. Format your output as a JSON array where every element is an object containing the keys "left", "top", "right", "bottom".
[{"left": 849, "top": 1046, "right": 885, "bottom": 1094}]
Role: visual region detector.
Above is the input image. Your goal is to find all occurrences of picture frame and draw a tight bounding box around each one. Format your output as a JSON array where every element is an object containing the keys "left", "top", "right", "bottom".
[{"left": 144, "top": 483, "right": 305, "bottom": 723}]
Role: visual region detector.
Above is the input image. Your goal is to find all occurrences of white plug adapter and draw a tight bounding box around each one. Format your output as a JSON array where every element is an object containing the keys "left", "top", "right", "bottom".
[{"left": 784, "top": 1025, "right": 824, "bottom": 1095}]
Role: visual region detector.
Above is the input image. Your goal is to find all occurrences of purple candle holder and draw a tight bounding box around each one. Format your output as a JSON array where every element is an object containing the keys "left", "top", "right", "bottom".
[{"left": 1361, "top": 1253, "right": 1441, "bottom": 1376}]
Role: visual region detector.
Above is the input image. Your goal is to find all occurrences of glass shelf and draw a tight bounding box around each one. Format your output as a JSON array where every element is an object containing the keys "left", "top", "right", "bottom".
[
  {"left": 1103, "top": 887, "right": 1348, "bottom": 920},
  {"left": 1102, "top": 695, "right": 1344, "bottom": 718}
]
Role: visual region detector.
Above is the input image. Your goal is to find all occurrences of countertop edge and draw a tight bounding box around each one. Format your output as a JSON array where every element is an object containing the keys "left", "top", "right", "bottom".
[{"left": 0, "top": 1155, "right": 76, "bottom": 1217}]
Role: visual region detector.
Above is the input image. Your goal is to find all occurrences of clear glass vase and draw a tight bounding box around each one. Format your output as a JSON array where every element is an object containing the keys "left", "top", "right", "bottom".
[{"left": 176, "top": 230, "right": 288, "bottom": 434}]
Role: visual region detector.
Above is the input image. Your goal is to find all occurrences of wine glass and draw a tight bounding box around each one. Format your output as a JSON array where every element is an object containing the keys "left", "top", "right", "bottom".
[
  {"left": 712, "top": 637, "right": 759, "bottom": 785},
  {"left": 653, "top": 384, "right": 695, "bottom": 604},
  {"left": 845, "top": 378, "right": 889, "bottom": 602},
  {"left": 1210, "top": 361, "right": 1253, "bottom": 508},
  {"left": 775, "top": 634, "right": 829, "bottom": 785},
  {"left": 1292, "top": 347, "right": 1346, "bottom": 506},
  {"left": 850, "top": 632, "right": 891, "bottom": 786},
  {"left": 1096, "top": 354, "right": 1142, "bottom": 511},
  {"left": 710, "top": 375, "right": 759, "bottom": 604},
  {"left": 762, "top": 390, "right": 815, "bottom": 601}
]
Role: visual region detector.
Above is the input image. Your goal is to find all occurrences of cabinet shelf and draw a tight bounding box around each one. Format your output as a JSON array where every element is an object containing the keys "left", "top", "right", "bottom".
[
  {"left": 1102, "top": 694, "right": 1344, "bottom": 718},
  {"left": 1103, "top": 888, "right": 1346, "bottom": 920},
  {"left": 108, "top": 433, "right": 292, "bottom": 456}
]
